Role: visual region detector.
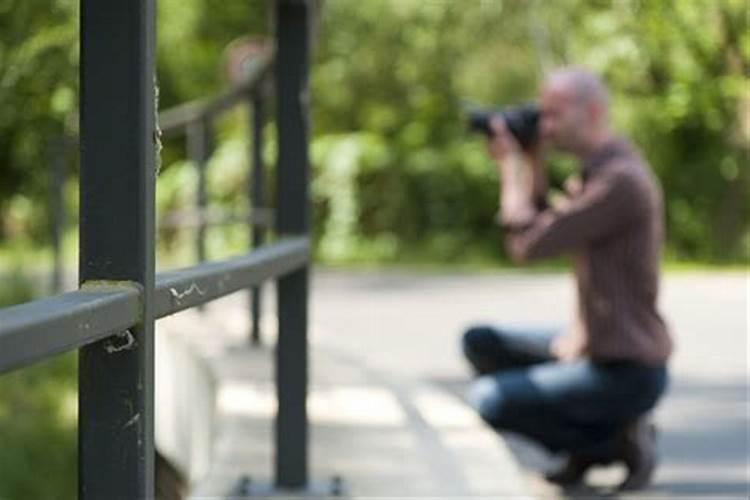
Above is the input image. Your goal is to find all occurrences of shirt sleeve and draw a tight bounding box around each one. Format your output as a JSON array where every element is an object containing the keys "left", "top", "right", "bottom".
[{"left": 504, "top": 166, "right": 641, "bottom": 262}]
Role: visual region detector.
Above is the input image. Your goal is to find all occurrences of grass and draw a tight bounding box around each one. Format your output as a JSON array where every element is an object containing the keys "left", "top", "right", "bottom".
[
  {"left": 1, "top": 232, "right": 746, "bottom": 282},
  {"left": 661, "top": 259, "right": 748, "bottom": 273},
  {"left": 0, "top": 270, "right": 77, "bottom": 500},
  {"left": 314, "top": 238, "right": 748, "bottom": 274}
]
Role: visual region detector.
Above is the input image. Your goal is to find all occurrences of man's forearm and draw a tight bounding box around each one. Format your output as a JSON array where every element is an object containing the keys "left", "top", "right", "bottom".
[{"left": 498, "top": 154, "right": 536, "bottom": 226}]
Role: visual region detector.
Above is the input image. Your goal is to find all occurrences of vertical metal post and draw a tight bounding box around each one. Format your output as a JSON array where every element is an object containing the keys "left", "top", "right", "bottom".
[
  {"left": 249, "top": 89, "right": 265, "bottom": 346},
  {"left": 188, "top": 119, "right": 211, "bottom": 263},
  {"left": 274, "top": 0, "right": 310, "bottom": 489},
  {"left": 48, "top": 135, "right": 66, "bottom": 294},
  {"left": 78, "top": 1, "right": 156, "bottom": 498}
]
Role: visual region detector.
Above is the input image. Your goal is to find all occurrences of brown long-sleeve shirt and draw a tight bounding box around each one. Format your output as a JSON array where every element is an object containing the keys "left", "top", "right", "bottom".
[{"left": 505, "top": 139, "right": 673, "bottom": 365}]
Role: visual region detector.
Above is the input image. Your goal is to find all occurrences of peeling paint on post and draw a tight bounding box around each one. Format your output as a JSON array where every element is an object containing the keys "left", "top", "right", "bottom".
[
  {"left": 103, "top": 330, "right": 137, "bottom": 353},
  {"left": 169, "top": 283, "right": 206, "bottom": 302},
  {"left": 78, "top": 0, "right": 156, "bottom": 497}
]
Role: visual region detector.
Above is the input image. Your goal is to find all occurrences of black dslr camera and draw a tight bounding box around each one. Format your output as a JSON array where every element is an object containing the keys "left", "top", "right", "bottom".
[{"left": 466, "top": 103, "right": 540, "bottom": 150}]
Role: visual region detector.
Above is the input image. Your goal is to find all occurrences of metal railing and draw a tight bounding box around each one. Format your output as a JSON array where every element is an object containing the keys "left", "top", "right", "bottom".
[
  {"left": 46, "top": 53, "right": 273, "bottom": 344},
  {"left": 0, "top": 0, "right": 312, "bottom": 497},
  {"left": 159, "top": 43, "right": 273, "bottom": 345}
]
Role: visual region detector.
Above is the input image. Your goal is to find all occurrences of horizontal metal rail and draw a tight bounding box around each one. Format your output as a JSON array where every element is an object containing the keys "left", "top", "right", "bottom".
[
  {"left": 0, "top": 1, "right": 313, "bottom": 494},
  {"left": 159, "top": 206, "right": 274, "bottom": 230},
  {"left": 154, "top": 237, "right": 308, "bottom": 318},
  {"left": 0, "top": 238, "right": 308, "bottom": 374},
  {"left": 0, "top": 284, "right": 141, "bottom": 374},
  {"left": 159, "top": 52, "right": 273, "bottom": 136}
]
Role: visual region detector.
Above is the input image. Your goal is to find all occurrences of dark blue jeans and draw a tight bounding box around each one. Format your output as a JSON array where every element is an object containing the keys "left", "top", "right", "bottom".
[{"left": 462, "top": 324, "right": 668, "bottom": 456}]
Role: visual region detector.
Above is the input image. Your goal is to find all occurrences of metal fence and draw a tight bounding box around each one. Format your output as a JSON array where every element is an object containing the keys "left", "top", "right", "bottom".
[
  {"left": 0, "top": 0, "right": 312, "bottom": 497},
  {"left": 158, "top": 39, "right": 274, "bottom": 345}
]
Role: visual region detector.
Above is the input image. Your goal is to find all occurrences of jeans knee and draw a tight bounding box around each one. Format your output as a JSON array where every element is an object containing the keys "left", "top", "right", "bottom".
[
  {"left": 461, "top": 325, "right": 496, "bottom": 358},
  {"left": 467, "top": 375, "right": 507, "bottom": 426}
]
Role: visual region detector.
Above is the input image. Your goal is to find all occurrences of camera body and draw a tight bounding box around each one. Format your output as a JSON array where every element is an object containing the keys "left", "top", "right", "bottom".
[{"left": 466, "top": 103, "right": 540, "bottom": 150}]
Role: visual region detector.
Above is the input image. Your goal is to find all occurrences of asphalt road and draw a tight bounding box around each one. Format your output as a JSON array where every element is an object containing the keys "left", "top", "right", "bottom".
[
  {"left": 309, "top": 269, "right": 749, "bottom": 498},
  {"left": 30, "top": 265, "right": 747, "bottom": 496}
]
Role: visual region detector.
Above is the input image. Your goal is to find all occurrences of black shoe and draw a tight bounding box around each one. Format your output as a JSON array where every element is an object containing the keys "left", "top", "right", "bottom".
[
  {"left": 617, "top": 418, "right": 658, "bottom": 491},
  {"left": 545, "top": 455, "right": 595, "bottom": 486}
]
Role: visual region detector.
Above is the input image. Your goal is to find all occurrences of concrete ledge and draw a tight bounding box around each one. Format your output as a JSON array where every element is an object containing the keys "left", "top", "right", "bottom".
[
  {"left": 155, "top": 322, "right": 217, "bottom": 485},
  {"left": 155, "top": 292, "right": 538, "bottom": 499}
]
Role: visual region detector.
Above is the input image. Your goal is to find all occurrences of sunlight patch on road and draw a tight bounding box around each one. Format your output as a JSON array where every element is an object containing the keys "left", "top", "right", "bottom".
[
  {"left": 218, "top": 383, "right": 407, "bottom": 427},
  {"left": 413, "top": 388, "right": 480, "bottom": 429}
]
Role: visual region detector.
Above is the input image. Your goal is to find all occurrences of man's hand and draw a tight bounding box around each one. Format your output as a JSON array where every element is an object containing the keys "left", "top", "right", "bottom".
[
  {"left": 550, "top": 332, "right": 584, "bottom": 363},
  {"left": 550, "top": 174, "right": 584, "bottom": 211},
  {"left": 488, "top": 118, "right": 544, "bottom": 176},
  {"left": 487, "top": 117, "right": 522, "bottom": 163}
]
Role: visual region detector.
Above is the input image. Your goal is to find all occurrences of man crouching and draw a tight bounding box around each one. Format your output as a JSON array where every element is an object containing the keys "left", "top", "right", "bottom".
[{"left": 462, "top": 67, "right": 673, "bottom": 491}]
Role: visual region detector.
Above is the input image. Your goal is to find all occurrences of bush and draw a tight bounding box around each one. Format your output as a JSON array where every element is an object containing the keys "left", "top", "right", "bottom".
[{"left": 0, "top": 271, "right": 77, "bottom": 500}]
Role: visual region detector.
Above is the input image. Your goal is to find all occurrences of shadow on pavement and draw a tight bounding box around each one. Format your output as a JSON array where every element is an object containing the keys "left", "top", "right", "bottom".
[{"left": 430, "top": 375, "right": 749, "bottom": 499}]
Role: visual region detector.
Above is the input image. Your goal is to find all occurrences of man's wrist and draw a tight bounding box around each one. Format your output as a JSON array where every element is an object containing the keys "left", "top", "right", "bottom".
[{"left": 499, "top": 194, "right": 536, "bottom": 228}]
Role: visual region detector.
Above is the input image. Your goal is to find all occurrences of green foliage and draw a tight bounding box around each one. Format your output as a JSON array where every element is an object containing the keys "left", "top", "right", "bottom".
[
  {"left": 0, "top": 272, "right": 77, "bottom": 500},
  {"left": 0, "top": 0, "right": 268, "bottom": 243},
  {"left": 0, "top": 269, "right": 34, "bottom": 307},
  {"left": 309, "top": 0, "right": 749, "bottom": 263},
  {"left": 156, "top": 0, "right": 267, "bottom": 107},
  {"left": 552, "top": 0, "right": 749, "bottom": 260},
  {"left": 0, "top": 355, "right": 77, "bottom": 500},
  {"left": 0, "top": 0, "right": 747, "bottom": 265},
  {"left": 0, "top": 0, "right": 78, "bottom": 241},
  {"left": 310, "top": 1, "right": 517, "bottom": 263}
]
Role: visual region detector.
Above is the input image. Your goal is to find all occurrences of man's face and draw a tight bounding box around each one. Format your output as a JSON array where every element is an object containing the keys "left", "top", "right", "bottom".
[{"left": 539, "top": 84, "right": 587, "bottom": 153}]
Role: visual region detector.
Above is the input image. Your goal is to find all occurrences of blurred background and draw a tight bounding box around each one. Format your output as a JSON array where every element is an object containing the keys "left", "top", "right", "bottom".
[{"left": 0, "top": 0, "right": 747, "bottom": 498}]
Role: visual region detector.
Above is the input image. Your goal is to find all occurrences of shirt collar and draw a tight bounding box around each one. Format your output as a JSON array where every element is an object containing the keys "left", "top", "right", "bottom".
[{"left": 582, "top": 138, "right": 630, "bottom": 181}]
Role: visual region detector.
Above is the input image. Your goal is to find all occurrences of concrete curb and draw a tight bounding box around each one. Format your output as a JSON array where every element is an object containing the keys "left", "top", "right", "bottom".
[{"left": 156, "top": 294, "right": 540, "bottom": 499}]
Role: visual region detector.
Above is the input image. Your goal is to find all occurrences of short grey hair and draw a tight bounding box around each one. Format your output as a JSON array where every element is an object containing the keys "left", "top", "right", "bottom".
[{"left": 545, "top": 66, "right": 609, "bottom": 112}]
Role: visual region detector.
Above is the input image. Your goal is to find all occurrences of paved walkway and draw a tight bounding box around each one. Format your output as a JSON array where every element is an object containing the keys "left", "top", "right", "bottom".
[
  {"left": 158, "top": 296, "right": 535, "bottom": 499},
  {"left": 159, "top": 269, "right": 748, "bottom": 499},
  {"left": 310, "top": 269, "right": 749, "bottom": 499}
]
